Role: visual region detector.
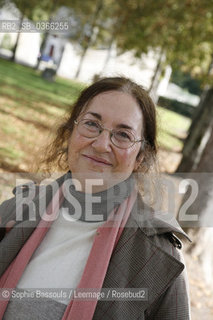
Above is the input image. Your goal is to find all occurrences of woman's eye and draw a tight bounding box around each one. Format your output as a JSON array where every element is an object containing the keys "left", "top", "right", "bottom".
[
  {"left": 84, "top": 120, "right": 99, "bottom": 129},
  {"left": 115, "top": 131, "right": 132, "bottom": 141}
]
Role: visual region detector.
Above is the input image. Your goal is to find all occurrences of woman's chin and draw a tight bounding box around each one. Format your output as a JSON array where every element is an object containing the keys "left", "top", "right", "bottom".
[{"left": 71, "top": 170, "right": 130, "bottom": 193}]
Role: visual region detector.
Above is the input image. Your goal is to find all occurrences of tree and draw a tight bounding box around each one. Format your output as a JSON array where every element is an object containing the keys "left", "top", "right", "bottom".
[
  {"left": 177, "top": 120, "right": 213, "bottom": 284},
  {"left": 74, "top": 0, "right": 105, "bottom": 78},
  {"left": 86, "top": 0, "right": 213, "bottom": 98},
  {"left": 177, "top": 54, "right": 213, "bottom": 172},
  {"left": 108, "top": 0, "right": 213, "bottom": 170},
  {"left": 8, "top": 0, "right": 39, "bottom": 61},
  {"left": 177, "top": 87, "right": 213, "bottom": 172},
  {"left": 35, "top": 0, "right": 101, "bottom": 70},
  {"left": 8, "top": 0, "right": 81, "bottom": 64}
]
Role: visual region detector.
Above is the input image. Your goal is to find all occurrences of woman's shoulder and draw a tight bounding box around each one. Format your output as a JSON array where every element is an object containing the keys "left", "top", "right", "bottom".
[
  {"left": 0, "top": 172, "right": 68, "bottom": 241},
  {"left": 131, "top": 192, "right": 191, "bottom": 254}
]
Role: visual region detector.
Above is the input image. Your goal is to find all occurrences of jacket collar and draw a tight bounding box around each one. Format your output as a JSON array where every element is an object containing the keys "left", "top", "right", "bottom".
[{"left": 131, "top": 193, "right": 191, "bottom": 241}]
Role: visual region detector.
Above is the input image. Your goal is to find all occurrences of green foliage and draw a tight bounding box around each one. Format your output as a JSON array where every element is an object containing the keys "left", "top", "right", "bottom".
[
  {"left": 4, "top": 0, "right": 213, "bottom": 85},
  {"left": 12, "top": 0, "right": 39, "bottom": 19},
  {"left": 102, "top": 0, "right": 213, "bottom": 84},
  {"left": 0, "top": 34, "right": 13, "bottom": 50}
]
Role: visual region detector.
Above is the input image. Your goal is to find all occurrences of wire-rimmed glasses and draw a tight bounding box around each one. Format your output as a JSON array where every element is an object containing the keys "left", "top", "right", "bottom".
[{"left": 74, "top": 118, "right": 144, "bottom": 149}]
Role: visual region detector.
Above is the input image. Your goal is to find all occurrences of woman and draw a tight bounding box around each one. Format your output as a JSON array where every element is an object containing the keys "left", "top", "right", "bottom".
[{"left": 0, "top": 77, "right": 191, "bottom": 319}]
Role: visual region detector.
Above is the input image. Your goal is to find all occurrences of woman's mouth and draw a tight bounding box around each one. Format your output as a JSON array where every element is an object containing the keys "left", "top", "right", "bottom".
[{"left": 82, "top": 154, "right": 112, "bottom": 166}]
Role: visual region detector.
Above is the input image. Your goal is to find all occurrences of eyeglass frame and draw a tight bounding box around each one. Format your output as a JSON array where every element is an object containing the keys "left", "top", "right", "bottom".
[{"left": 74, "top": 118, "right": 145, "bottom": 149}]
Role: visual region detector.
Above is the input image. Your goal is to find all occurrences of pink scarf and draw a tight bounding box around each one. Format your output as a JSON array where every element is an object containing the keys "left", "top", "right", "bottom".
[{"left": 0, "top": 184, "right": 137, "bottom": 319}]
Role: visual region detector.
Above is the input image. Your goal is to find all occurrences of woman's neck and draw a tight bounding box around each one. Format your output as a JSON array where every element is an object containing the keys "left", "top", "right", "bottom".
[
  {"left": 70, "top": 172, "right": 133, "bottom": 193},
  {"left": 62, "top": 171, "right": 135, "bottom": 222}
]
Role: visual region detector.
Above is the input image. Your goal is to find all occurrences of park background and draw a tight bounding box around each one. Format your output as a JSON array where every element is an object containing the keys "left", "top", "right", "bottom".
[{"left": 0, "top": 0, "right": 213, "bottom": 318}]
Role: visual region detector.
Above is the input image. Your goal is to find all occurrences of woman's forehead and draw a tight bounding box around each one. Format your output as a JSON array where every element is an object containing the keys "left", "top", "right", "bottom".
[{"left": 83, "top": 91, "right": 143, "bottom": 130}]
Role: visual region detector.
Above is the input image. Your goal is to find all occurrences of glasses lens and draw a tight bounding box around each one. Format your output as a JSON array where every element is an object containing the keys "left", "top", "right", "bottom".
[
  {"left": 112, "top": 130, "right": 134, "bottom": 148},
  {"left": 76, "top": 119, "right": 138, "bottom": 149},
  {"left": 78, "top": 119, "right": 100, "bottom": 137}
]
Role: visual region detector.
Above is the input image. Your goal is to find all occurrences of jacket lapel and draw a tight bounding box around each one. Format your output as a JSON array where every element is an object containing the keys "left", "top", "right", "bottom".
[
  {"left": 93, "top": 222, "right": 185, "bottom": 319},
  {"left": 93, "top": 198, "right": 189, "bottom": 320}
]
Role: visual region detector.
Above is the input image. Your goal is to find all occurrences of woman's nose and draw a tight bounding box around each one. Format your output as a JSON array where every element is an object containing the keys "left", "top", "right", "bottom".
[{"left": 91, "top": 130, "right": 112, "bottom": 152}]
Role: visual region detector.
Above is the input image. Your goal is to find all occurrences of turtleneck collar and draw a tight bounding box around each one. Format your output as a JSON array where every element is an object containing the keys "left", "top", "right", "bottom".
[{"left": 61, "top": 171, "right": 136, "bottom": 222}]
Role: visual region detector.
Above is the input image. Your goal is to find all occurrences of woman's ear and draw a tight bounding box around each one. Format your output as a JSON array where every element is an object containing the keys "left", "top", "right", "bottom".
[{"left": 134, "top": 152, "right": 144, "bottom": 171}]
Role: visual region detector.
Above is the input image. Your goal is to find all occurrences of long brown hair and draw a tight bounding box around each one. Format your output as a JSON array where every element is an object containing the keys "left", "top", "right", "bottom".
[{"left": 39, "top": 77, "right": 158, "bottom": 174}]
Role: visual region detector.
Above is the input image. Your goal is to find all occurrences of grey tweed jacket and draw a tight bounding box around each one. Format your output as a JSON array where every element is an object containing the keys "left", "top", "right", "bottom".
[{"left": 0, "top": 174, "right": 191, "bottom": 320}]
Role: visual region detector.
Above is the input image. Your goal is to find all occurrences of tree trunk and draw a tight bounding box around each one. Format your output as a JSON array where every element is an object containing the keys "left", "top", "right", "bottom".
[
  {"left": 74, "top": 0, "right": 104, "bottom": 79},
  {"left": 148, "top": 48, "right": 165, "bottom": 103},
  {"left": 178, "top": 125, "right": 213, "bottom": 284},
  {"left": 74, "top": 44, "right": 89, "bottom": 79},
  {"left": 35, "top": 0, "right": 59, "bottom": 70},
  {"left": 101, "top": 35, "right": 114, "bottom": 75},
  {"left": 177, "top": 87, "right": 213, "bottom": 172},
  {"left": 176, "top": 85, "right": 213, "bottom": 283},
  {"left": 11, "top": 14, "right": 24, "bottom": 61}
]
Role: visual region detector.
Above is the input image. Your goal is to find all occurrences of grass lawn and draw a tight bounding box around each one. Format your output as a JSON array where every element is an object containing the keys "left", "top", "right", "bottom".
[{"left": 0, "top": 57, "right": 191, "bottom": 173}]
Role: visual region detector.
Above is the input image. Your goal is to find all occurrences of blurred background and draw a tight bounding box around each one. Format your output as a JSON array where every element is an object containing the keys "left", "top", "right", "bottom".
[{"left": 0, "top": 0, "right": 212, "bottom": 318}]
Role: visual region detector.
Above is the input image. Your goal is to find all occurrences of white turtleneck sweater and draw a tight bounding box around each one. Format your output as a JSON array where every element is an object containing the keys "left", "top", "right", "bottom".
[{"left": 17, "top": 209, "right": 105, "bottom": 304}]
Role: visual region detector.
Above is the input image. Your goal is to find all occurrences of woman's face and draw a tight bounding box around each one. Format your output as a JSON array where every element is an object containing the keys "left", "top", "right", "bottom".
[{"left": 68, "top": 91, "right": 143, "bottom": 191}]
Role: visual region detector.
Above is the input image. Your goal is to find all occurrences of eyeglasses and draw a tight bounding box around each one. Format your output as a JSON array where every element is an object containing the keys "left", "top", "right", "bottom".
[{"left": 74, "top": 118, "right": 144, "bottom": 149}]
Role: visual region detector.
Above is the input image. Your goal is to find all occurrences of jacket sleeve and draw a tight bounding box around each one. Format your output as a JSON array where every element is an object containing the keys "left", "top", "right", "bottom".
[
  {"left": 0, "top": 182, "right": 37, "bottom": 241},
  {"left": 0, "top": 196, "right": 17, "bottom": 241},
  {"left": 145, "top": 235, "right": 191, "bottom": 320}
]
